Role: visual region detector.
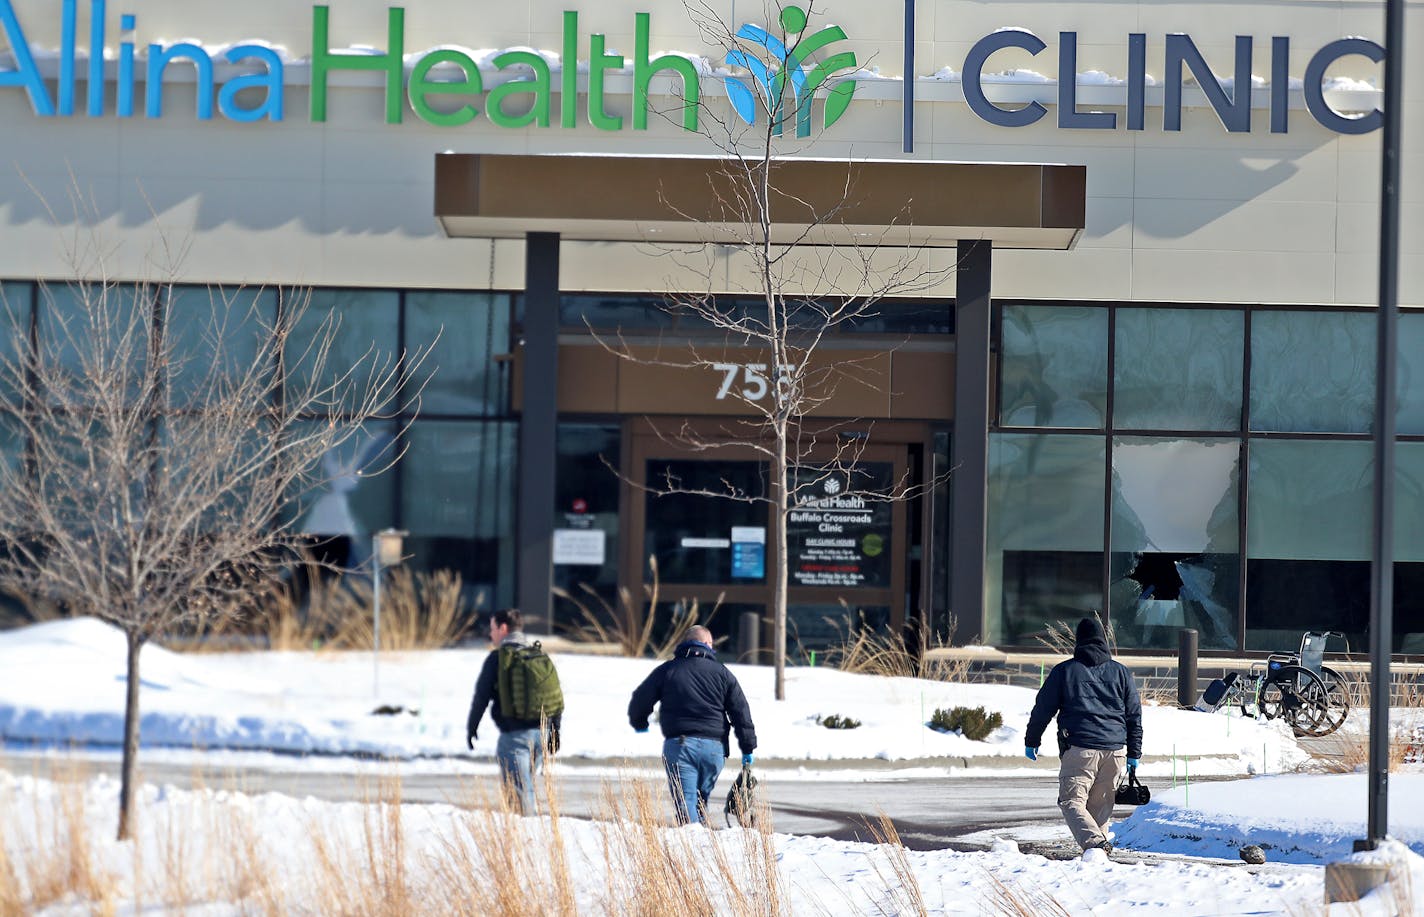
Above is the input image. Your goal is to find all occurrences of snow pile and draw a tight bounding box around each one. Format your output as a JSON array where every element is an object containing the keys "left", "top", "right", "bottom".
[{"left": 1115, "top": 773, "right": 1424, "bottom": 863}]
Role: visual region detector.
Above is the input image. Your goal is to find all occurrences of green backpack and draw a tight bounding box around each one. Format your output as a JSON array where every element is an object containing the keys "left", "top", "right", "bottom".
[{"left": 496, "top": 641, "right": 564, "bottom": 722}]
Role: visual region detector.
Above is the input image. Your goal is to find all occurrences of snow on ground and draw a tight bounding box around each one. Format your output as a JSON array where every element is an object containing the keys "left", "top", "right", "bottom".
[
  {"left": 6, "top": 619, "right": 1424, "bottom": 913},
  {"left": 1117, "top": 773, "right": 1424, "bottom": 863},
  {"left": 4, "top": 769, "right": 1424, "bottom": 916},
  {"left": 0, "top": 618, "right": 1306, "bottom": 775}
]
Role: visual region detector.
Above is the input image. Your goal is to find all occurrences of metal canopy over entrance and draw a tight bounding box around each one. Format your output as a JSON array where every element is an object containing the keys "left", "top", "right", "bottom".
[
  {"left": 431, "top": 152, "right": 1087, "bottom": 637},
  {"left": 434, "top": 153, "right": 1086, "bottom": 250}
]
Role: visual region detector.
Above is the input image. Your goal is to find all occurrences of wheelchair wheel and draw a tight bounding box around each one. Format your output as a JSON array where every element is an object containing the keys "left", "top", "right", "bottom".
[
  {"left": 1304, "top": 666, "right": 1351, "bottom": 737},
  {"left": 1259, "top": 665, "right": 1330, "bottom": 737}
]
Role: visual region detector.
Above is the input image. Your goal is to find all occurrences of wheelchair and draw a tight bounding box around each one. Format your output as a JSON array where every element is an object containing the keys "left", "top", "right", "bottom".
[{"left": 1210, "top": 631, "right": 1351, "bottom": 737}]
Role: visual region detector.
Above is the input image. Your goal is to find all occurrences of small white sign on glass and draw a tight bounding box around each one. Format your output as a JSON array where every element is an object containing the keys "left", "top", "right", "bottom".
[{"left": 553, "top": 528, "right": 605, "bottom": 565}]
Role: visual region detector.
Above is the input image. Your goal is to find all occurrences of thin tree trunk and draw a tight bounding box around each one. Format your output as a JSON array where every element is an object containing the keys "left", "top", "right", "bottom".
[
  {"left": 117, "top": 629, "right": 143, "bottom": 841},
  {"left": 773, "top": 440, "right": 789, "bottom": 701}
]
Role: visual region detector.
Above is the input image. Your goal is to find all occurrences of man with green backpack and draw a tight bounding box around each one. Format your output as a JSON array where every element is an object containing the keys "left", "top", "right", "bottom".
[{"left": 466, "top": 609, "right": 564, "bottom": 814}]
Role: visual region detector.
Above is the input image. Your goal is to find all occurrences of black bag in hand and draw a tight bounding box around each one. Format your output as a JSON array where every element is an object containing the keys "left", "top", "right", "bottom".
[
  {"left": 724, "top": 764, "right": 760, "bottom": 828},
  {"left": 1115, "top": 766, "right": 1150, "bottom": 806}
]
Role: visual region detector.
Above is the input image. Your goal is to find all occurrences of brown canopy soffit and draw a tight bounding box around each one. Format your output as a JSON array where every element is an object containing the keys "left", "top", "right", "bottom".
[{"left": 434, "top": 154, "right": 1085, "bottom": 251}]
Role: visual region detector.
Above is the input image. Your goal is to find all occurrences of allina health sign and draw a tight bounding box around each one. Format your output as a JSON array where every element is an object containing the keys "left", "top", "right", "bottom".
[{"left": 0, "top": 0, "right": 1385, "bottom": 135}]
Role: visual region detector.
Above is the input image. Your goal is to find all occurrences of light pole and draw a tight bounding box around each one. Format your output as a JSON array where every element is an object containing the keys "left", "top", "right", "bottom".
[
  {"left": 1362, "top": 0, "right": 1405, "bottom": 852},
  {"left": 372, "top": 528, "right": 407, "bottom": 699}
]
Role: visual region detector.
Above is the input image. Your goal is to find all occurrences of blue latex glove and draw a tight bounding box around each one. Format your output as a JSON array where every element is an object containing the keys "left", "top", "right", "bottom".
[
  {"left": 1127, "top": 758, "right": 1140, "bottom": 769},
  {"left": 742, "top": 753, "right": 754, "bottom": 767},
  {"left": 1025, "top": 746, "right": 1038, "bottom": 761},
  {"left": 635, "top": 727, "right": 649, "bottom": 734}
]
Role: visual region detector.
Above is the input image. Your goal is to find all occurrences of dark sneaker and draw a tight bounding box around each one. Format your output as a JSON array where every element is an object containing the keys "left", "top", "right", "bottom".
[{"left": 1085, "top": 839, "right": 1114, "bottom": 854}]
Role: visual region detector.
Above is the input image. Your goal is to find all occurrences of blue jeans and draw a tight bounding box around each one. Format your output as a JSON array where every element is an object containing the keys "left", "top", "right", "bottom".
[
  {"left": 663, "top": 736, "right": 724, "bottom": 825},
  {"left": 496, "top": 728, "right": 543, "bottom": 815}
]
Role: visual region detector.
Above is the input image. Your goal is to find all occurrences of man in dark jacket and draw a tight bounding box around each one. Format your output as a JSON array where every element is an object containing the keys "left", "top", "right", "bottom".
[
  {"left": 628, "top": 625, "right": 757, "bottom": 825},
  {"left": 1025, "top": 616, "right": 1143, "bottom": 854},
  {"left": 466, "top": 609, "right": 562, "bottom": 815}
]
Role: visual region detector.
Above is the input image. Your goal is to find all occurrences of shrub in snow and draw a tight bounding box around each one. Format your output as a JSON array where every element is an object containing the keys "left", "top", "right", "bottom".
[
  {"left": 929, "top": 706, "right": 1003, "bottom": 740},
  {"left": 814, "top": 713, "right": 862, "bottom": 730}
]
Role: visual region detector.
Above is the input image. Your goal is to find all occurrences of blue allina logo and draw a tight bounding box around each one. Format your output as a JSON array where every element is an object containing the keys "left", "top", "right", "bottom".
[{"left": 723, "top": 5, "right": 858, "bottom": 137}]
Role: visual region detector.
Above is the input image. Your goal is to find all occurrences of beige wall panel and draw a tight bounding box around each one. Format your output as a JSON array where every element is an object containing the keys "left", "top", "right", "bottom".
[
  {"left": 117, "top": 177, "right": 324, "bottom": 285},
  {"left": 318, "top": 180, "right": 489, "bottom": 289},
  {"left": 1335, "top": 151, "right": 1424, "bottom": 204},
  {"left": 0, "top": 0, "right": 1412, "bottom": 312},
  {"left": 922, "top": 144, "right": 1136, "bottom": 199},
  {"left": 994, "top": 248, "right": 1133, "bottom": 301},
  {"left": 0, "top": 106, "right": 122, "bottom": 183},
  {"left": 1079, "top": 196, "right": 1135, "bottom": 249},
  {"left": 1132, "top": 146, "right": 1340, "bottom": 203},
  {"left": 1133, "top": 108, "right": 1338, "bottom": 151},
  {"left": 114, "top": 114, "right": 325, "bottom": 184},
  {"left": 1131, "top": 250, "right": 1335, "bottom": 304},
  {"left": 561, "top": 239, "right": 729, "bottom": 294},
  {"left": 1335, "top": 203, "right": 1424, "bottom": 256},
  {"left": 1333, "top": 253, "right": 1376, "bottom": 307},
  {"left": 1339, "top": 103, "right": 1423, "bottom": 158},
  {"left": 1131, "top": 199, "right": 1337, "bottom": 253},
  {"left": 0, "top": 205, "right": 117, "bottom": 282},
  {"left": 1335, "top": 254, "right": 1424, "bottom": 309},
  {"left": 1133, "top": 8, "right": 1349, "bottom": 47},
  {"left": 932, "top": 3, "right": 1144, "bottom": 41}
]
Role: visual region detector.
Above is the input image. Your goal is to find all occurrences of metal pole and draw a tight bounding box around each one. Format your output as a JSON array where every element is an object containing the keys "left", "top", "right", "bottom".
[
  {"left": 1362, "top": 0, "right": 1405, "bottom": 851},
  {"left": 903, "top": 0, "right": 915, "bottom": 153},
  {"left": 1177, "top": 628, "right": 1199, "bottom": 709},
  {"left": 373, "top": 538, "right": 382, "bottom": 700}
]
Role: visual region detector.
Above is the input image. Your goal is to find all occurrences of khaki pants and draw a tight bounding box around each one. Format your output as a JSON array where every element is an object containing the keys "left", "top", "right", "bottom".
[{"left": 1057, "top": 746, "right": 1126, "bottom": 849}]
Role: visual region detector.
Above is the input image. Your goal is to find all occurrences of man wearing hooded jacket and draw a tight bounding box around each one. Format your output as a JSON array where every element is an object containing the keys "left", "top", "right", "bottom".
[
  {"left": 1025, "top": 617, "right": 1143, "bottom": 853},
  {"left": 628, "top": 625, "right": 757, "bottom": 825}
]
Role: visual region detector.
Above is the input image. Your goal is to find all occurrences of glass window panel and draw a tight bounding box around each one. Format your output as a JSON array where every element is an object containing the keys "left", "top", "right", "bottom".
[
  {"left": 0, "top": 281, "right": 31, "bottom": 406},
  {"left": 789, "top": 603, "right": 891, "bottom": 660},
  {"left": 1109, "top": 438, "right": 1240, "bottom": 650},
  {"left": 552, "top": 423, "right": 621, "bottom": 629},
  {"left": 1392, "top": 443, "right": 1424, "bottom": 654},
  {"left": 788, "top": 462, "right": 895, "bottom": 590},
  {"left": 401, "top": 420, "right": 517, "bottom": 613},
  {"left": 286, "top": 420, "right": 398, "bottom": 540},
  {"left": 1113, "top": 308, "right": 1243, "bottom": 431},
  {"left": 986, "top": 432, "right": 1105, "bottom": 644},
  {"left": 643, "top": 459, "right": 769, "bottom": 585},
  {"left": 283, "top": 289, "right": 399, "bottom": 413},
  {"left": 38, "top": 282, "right": 148, "bottom": 402},
  {"left": 999, "top": 305, "right": 1107, "bottom": 429},
  {"left": 1396, "top": 314, "right": 1424, "bottom": 435},
  {"left": 1245, "top": 439, "right": 1372, "bottom": 649},
  {"left": 1250, "top": 310, "right": 1374, "bottom": 433},
  {"left": 1395, "top": 442, "right": 1424, "bottom": 563},
  {"left": 405, "top": 291, "right": 511, "bottom": 417},
  {"left": 166, "top": 285, "right": 277, "bottom": 407}
]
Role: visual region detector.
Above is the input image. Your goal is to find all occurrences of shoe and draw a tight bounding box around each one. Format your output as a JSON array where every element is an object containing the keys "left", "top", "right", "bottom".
[{"left": 1085, "top": 839, "right": 1114, "bottom": 854}]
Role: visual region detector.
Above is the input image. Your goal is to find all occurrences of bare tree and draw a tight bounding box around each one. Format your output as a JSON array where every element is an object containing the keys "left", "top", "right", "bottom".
[
  {"left": 0, "top": 201, "right": 421, "bottom": 839},
  {"left": 595, "top": 1, "right": 953, "bottom": 699}
]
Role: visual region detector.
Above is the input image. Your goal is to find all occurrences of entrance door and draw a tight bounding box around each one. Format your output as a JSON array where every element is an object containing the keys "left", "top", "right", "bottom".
[{"left": 624, "top": 423, "right": 912, "bottom": 661}]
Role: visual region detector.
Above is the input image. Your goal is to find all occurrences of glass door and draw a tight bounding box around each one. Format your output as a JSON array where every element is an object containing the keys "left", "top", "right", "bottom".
[{"left": 625, "top": 423, "right": 913, "bottom": 663}]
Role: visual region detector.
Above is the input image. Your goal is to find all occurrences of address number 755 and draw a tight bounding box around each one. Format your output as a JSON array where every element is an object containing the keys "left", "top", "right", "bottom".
[{"left": 712, "top": 363, "right": 797, "bottom": 402}]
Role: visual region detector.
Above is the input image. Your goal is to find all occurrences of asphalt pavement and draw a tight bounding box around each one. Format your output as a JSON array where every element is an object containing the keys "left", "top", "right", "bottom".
[{"left": 0, "top": 750, "right": 1165, "bottom": 852}]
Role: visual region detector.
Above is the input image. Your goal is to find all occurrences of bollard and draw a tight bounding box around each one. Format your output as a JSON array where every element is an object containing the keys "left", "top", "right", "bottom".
[
  {"left": 1177, "top": 628, "right": 1199, "bottom": 709},
  {"left": 738, "top": 611, "right": 761, "bottom": 664}
]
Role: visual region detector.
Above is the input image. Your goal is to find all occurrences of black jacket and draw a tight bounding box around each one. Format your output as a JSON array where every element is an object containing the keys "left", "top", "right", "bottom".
[
  {"left": 628, "top": 641, "right": 757, "bottom": 758},
  {"left": 466, "top": 634, "right": 563, "bottom": 739},
  {"left": 1025, "top": 618, "right": 1143, "bottom": 759}
]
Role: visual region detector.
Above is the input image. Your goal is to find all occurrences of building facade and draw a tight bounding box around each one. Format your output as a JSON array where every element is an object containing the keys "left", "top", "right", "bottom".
[{"left": 2, "top": 0, "right": 1421, "bottom": 655}]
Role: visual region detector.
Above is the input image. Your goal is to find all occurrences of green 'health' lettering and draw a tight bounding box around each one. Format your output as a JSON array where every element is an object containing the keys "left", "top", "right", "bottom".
[{"left": 309, "top": 5, "right": 701, "bottom": 131}]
